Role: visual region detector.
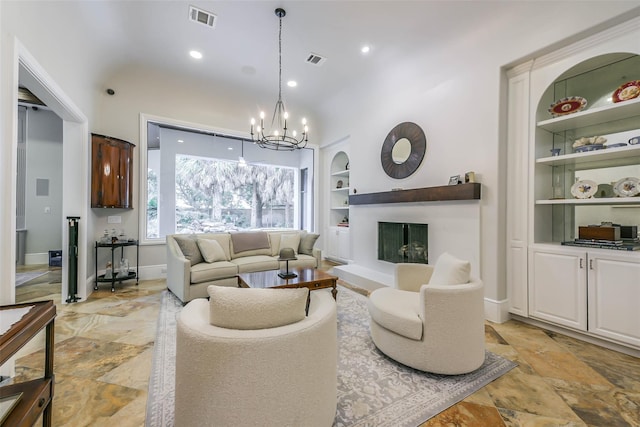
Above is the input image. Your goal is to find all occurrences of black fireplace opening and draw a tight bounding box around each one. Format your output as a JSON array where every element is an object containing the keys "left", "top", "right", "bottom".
[{"left": 378, "top": 222, "right": 428, "bottom": 264}]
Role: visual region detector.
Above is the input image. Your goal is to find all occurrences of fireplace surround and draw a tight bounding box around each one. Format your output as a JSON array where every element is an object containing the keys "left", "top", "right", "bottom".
[{"left": 378, "top": 222, "right": 428, "bottom": 264}]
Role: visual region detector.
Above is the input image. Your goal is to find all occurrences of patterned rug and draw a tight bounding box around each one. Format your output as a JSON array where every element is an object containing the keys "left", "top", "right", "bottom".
[{"left": 146, "top": 287, "right": 517, "bottom": 427}]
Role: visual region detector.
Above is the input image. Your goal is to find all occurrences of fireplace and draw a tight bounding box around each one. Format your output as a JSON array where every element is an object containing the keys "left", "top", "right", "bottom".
[{"left": 378, "top": 222, "right": 428, "bottom": 264}]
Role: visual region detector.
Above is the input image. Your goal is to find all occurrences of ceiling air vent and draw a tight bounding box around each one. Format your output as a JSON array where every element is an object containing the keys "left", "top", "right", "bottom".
[
  {"left": 306, "top": 53, "right": 327, "bottom": 66},
  {"left": 189, "top": 5, "right": 217, "bottom": 28}
]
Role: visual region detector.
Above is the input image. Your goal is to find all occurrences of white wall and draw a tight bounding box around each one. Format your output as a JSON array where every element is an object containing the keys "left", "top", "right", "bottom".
[
  {"left": 1, "top": 1, "right": 95, "bottom": 304},
  {"left": 315, "top": 5, "right": 640, "bottom": 306},
  {"left": 24, "top": 108, "right": 63, "bottom": 258}
]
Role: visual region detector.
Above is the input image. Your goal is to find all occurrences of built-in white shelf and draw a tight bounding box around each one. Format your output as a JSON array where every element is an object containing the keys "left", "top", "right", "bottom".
[
  {"left": 537, "top": 97, "right": 640, "bottom": 133},
  {"left": 536, "top": 197, "right": 640, "bottom": 205},
  {"left": 331, "top": 187, "right": 350, "bottom": 192},
  {"left": 331, "top": 206, "right": 350, "bottom": 210},
  {"left": 536, "top": 144, "right": 640, "bottom": 170},
  {"left": 331, "top": 169, "right": 349, "bottom": 177}
]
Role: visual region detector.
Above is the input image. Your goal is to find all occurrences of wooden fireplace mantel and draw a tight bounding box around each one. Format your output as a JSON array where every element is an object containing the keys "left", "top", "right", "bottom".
[{"left": 348, "top": 183, "right": 481, "bottom": 205}]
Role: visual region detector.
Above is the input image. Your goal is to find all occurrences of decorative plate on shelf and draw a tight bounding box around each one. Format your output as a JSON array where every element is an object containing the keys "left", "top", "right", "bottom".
[
  {"left": 613, "top": 177, "right": 640, "bottom": 197},
  {"left": 612, "top": 80, "right": 640, "bottom": 103},
  {"left": 604, "top": 142, "right": 628, "bottom": 148},
  {"left": 549, "top": 96, "right": 587, "bottom": 117},
  {"left": 571, "top": 180, "right": 598, "bottom": 199},
  {"left": 574, "top": 144, "right": 604, "bottom": 153}
]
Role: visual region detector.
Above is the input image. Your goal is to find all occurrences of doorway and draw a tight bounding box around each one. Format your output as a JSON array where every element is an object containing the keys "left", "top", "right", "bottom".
[{"left": 15, "top": 101, "right": 64, "bottom": 303}]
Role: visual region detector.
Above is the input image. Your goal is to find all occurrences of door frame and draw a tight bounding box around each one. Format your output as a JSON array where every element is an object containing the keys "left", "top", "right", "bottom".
[{"left": 1, "top": 37, "right": 89, "bottom": 304}]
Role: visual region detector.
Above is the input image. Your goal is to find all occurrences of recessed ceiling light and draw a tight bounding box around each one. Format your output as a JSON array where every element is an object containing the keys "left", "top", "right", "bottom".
[
  {"left": 178, "top": 139, "right": 184, "bottom": 143},
  {"left": 287, "top": 80, "right": 297, "bottom": 88},
  {"left": 228, "top": 147, "right": 233, "bottom": 150},
  {"left": 189, "top": 50, "right": 203, "bottom": 59},
  {"left": 361, "top": 45, "right": 370, "bottom": 54}
]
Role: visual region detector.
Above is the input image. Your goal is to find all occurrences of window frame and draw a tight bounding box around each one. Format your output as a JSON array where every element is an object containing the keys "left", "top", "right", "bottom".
[{"left": 138, "top": 113, "right": 319, "bottom": 246}]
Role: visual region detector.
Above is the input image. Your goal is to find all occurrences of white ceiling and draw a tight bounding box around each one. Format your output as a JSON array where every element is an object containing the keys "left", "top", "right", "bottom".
[{"left": 17, "top": 1, "right": 640, "bottom": 116}]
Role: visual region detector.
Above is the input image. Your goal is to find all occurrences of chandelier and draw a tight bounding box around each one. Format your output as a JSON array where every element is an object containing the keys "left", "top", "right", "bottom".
[{"left": 250, "top": 8, "right": 308, "bottom": 150}]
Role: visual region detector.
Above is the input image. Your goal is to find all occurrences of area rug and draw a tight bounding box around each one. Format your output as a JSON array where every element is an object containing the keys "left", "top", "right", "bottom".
[
  {"left": 146, "top": 287, "right": 517, "bottom": 427},
  {"left": 15, "top": 271, "right": 48, "bottom": 287}
]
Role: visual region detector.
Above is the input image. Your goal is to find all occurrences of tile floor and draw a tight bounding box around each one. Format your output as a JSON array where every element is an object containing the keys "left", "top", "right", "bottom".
[{"left": 9, "top": 263, "right": 640, "bottom": 427}]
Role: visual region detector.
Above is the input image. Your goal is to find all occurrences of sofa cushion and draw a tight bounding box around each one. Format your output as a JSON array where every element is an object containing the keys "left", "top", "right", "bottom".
[
  {"left": 230, "top": 231, "right": 272, "bottom": 258},
  {"left": 230, "top": 231, "right": 270, "bottom": 252},
  {"left": 280, "top": 233, "right": 301, "bottom": 254},
  {"left": 232, "top": 256, "right": 279, "bottom": 273},
  {"left": 268, "top": 232, "right": 282, "bottom": 256},
  {"left": 197, "top": 238, "right": 226, "bottom": 263},
  {"left": 174, "top": 235, "right": 204, "bottom": 266},
  {"left": 268, "top": 231, "right": 299, "bottom": 256},
  {"left": 429, "top": 252, "right": 471, "bottom": 285},
  {"left": 199, "top": 233, "right": 231, "bottom": 261},
  {"left": 368, "top": 287, "right": 423, "bottom": 340},
  {"left": 298, "top": 231, "right": 320, "bottom": 255},
  {"left": 207, "top": 285, "right": 309, "bottom": 330},
  {"left": 191, "top": 261, "right": 238, "bottom": 284},
  {"left": 285, "top": 254, "right": 317, "bottom": 269}
]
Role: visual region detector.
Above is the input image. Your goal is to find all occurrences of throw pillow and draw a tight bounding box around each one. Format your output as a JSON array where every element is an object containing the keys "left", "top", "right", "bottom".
[
  {"left": 230, "top": 231, "right": 270, "bottom": 254},
  {"left": 280, "top": 233, "right": 301, "bottom": 254},
  {"left": 207, "top": 285, "right": 309, "bottom": 330},
  {"left": 173, "top": 235, "right": 204, "bottom": 266},
  {"left": 298, "top": 231, "right": 320, "bottom": 255},
  {"left": 429, "top": 252, "right": 471, "bottom": 285},
  {"left": 197, "top": 238, "right": 226, "bottom": 263}
]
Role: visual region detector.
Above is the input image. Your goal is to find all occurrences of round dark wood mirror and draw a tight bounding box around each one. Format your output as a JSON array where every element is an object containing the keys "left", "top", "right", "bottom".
[{"left": 381, "top": 122, "right": 426, "bottom": 179}]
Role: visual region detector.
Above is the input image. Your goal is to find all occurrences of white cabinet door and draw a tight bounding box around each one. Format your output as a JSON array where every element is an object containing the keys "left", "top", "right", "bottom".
[
  {"left": 337, "top": 228, "right": 350, "bottom": 261},
  {"left": 529, "top": 246, "right": 587, "bottom": 331},
  {"left": 326, "top": 227, "right": 350, "bottom": 261},
  {"left": 588, "top": 252, "right": 640, "bottom": 348},
  {"left": 326, "top": 227, "right": 339, "bottom": 259}
]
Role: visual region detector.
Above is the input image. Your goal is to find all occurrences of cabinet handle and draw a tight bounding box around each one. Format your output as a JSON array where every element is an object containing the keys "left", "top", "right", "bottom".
[
  {"left": 589, "top": 259, "right": 593, "bottom": 270},
  {"left": 579, "top": 258, "right": 584, "bottom": 269}
]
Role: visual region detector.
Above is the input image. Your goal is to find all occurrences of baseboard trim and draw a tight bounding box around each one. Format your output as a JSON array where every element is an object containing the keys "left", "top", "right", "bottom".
[
  {"left": 510, "top": 314, "right": 640, "bottom": 358},
  {"left": 484, "top": 297, "right": 510, "bottom": 323},
  {"left": 24, "top": 252, "right": 49, "bottom": 265}
]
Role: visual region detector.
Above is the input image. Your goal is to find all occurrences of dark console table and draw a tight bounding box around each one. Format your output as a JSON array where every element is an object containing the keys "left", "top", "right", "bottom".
[{"left": 94, "top": 240, "right": 139, "bottom": 292}]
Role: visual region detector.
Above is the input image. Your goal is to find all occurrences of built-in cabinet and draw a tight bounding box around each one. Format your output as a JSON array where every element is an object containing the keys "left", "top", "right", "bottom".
[
  {"left": 529, "top": 246, "right": 640, "bottom": 347},
  {"left": 91, "top": 133, "right": 134, "bottom": 209},
  {"left": 326, "top": 151, "right": 350, "bottom": 262},
  {"left": 529, "top": 245, "right": 587, "bottom": 331},
  {"left": 507, "top": 18, "right": 640, "bottom": 352}
]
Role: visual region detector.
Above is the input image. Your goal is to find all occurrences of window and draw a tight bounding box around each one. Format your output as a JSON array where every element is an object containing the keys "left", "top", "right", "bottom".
[{"left": 140, "top": 115, "right": 315, "bottom": 243}]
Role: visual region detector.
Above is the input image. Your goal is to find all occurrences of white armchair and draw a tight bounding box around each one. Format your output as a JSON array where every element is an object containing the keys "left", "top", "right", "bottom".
[
  {"left": 175, "top": 288, "right": 337, "bottom": 427},
  {"left": 367, "top": 253, "right": 485, "bottom": 374}
]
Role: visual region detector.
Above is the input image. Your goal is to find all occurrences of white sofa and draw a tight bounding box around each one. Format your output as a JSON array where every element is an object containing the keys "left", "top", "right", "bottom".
[
  {"left": 166, "top": 229, "right": 321, "bottom": 303},
  {"left": 367, "top": 253, "right": 485, "bottom": 374},
  {"left": 175, "top": 288, "right": 337, "bottom": 426}
]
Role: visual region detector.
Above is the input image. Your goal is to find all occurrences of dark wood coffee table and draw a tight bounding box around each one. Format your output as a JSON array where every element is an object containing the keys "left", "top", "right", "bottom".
[{"left": 237, "top": 268, "right": 338, "bottom": 313}]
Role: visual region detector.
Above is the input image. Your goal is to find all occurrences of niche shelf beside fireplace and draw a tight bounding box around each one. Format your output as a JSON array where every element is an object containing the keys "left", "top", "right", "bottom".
[{"left": 349, "top": 183, "right": 480, "bottom": 205}]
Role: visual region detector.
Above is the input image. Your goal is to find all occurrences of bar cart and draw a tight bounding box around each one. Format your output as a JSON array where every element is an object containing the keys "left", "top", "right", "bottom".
[{"left": 94, "top": 240, "right": 139, "bottom": 292}]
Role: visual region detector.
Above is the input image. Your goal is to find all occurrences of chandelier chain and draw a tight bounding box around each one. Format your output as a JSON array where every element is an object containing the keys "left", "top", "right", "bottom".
[{"left": 278, "top": 14, "right": 282, "bottom": 103}]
